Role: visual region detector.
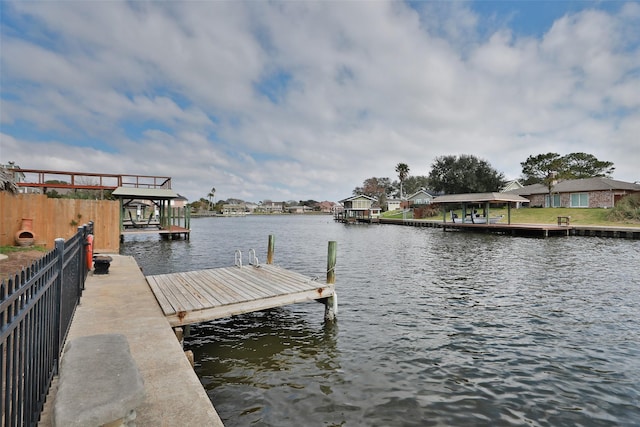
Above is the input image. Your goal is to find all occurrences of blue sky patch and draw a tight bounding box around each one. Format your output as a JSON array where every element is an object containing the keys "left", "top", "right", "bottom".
[
  {"left": 3, "top": 118, "right": 118, "bottom": 153},
  {"left": 470, "top": 0, "right": 624, "bottom": 38},
  {"left": 121, "top": 119, "right": 174, "bottom": 142},
  {"left": 253, "top": 70, "right": 293, "bottom": 104}
]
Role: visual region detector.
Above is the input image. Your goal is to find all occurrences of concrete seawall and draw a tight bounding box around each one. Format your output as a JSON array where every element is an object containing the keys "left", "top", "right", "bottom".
[{"left": 39, "top": 255, "right": 224, "bottom": 426}]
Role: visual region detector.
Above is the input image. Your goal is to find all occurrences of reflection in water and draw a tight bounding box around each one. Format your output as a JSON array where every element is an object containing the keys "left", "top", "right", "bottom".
[
  {"left": 122, "top": 216, "right": 640, "bottom": 427},
  {"left": 187, "top": 308, "right": 342, "bottom": 426}
]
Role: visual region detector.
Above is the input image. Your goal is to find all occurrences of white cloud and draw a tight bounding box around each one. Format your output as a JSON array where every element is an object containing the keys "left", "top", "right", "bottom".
[{"left": 2, "top": 1, "right": 639, "bottom": 203}]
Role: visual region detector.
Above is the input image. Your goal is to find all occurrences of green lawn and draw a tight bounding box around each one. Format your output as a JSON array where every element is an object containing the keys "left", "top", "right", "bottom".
[
  {"left": 0, "top": 245, "right": 48, "bottom": 255},
  {"left": 485, "top": 207, "right": 625, "bottom": 226},
  {"left": 382, "top": 207, "right": 640, "bottom": 227},
  {"left": 382, "top": 210, "right": 413, "bottom": 219}
]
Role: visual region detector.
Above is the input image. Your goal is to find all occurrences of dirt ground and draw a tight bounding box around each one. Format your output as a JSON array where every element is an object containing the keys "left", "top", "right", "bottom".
[{"left": 0, "top": 250, "right": 47, "bottom": 280}]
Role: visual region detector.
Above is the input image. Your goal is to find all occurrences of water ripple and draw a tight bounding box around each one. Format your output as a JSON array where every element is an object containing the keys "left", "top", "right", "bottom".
[{"left": 122, "top": 216, "right": 640, "bottom": 426}]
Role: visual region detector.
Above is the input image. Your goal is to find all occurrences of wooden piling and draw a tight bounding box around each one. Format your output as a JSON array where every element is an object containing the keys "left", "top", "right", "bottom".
[
  {"left": 326, "top": 241, "right": 336, "bottom": 285},
  {"left": 267, "top": 234, "right": 275, "bottom": 265},
  {"left": 324, "top": 241, "right": 338, "bottom": 322}
]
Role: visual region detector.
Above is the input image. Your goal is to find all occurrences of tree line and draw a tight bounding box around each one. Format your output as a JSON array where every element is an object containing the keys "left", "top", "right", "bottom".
[{"left": 353, "top": 152, "right": 615, "bottom": 206}]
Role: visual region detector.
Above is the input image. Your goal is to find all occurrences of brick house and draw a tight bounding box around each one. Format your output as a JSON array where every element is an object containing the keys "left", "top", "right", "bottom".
[
  {"left": 506, "top": 177, "right": 640, "bottom": 208},
  {"left": 317, "top": 201, "right": 337, "bottom": 213}
]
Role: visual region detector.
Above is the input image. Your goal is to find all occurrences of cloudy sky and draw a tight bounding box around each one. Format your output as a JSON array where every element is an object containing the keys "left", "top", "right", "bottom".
[{"left": 1, "top": 1, "right": 639, "bottom": 203}]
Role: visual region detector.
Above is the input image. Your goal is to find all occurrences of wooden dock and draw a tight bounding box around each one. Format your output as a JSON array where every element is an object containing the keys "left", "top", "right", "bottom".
[
  {"left": 147, "top": 264, "right": 335, "bottom": 326},
  {"left": 440, "top": 221, "right": 572, "bottom": 237},
  {"left": 379, "top": 218, "right": 573, "bottom": 236},
  {"left": 378, "top": 218, "right": 640, "bottom": 239},
  {"left": 121, "top": 225, "right": 190, "bottom": 240}
]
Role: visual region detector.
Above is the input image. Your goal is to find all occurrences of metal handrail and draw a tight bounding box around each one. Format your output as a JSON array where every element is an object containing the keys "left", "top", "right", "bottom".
[
  {"left": 234, "top": 249, "right": 243, "bottom": 267},
  {"left": 248, "top": 249, "right": 259, "bottom": 266}
]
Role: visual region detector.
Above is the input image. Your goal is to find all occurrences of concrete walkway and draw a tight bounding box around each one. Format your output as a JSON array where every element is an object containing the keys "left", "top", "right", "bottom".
[{"left": 39, "top": 255, "right": 224, "bottom": 426}]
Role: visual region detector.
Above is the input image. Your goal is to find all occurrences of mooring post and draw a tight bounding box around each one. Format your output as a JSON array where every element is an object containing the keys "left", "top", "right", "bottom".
[
  {"left": 324, "top": 241, "right": 338, "bottom": 322},
  {"left": 267, "top": 234, "right": 275, "bottom": 264}
]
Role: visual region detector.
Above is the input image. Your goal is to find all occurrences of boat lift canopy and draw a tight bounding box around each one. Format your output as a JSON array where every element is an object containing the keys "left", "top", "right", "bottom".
[
  {"left": 433, "top": 192, "right": 530, "bottom": 224},
  {"left": 112, "top": 186, "right": 182, "bottom": 232}
]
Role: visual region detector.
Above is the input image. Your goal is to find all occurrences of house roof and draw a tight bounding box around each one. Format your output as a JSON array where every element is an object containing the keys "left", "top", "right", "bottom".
[
  {"left": 433, "top": 192, "right": 530, "bottom": 204},
  {"left": 506, "top": 183, "right": 548, "bottom": 196},
  {"left": 407, "top": 189, "right": 435, "bottom": 199},
  {"left": 339, "top": 194, "right": 377, "bottom": 203},
  {"left": 501, "top": 180, "right": 523, "bottom": 192},
  {"left": 112, "top": 187, "right": 178, "bottom": 200},
  {"left": 507, "top": 177, "right": 640, "bottom": 195},
  {"left": 555, "top": 177, "right": 640, "bottom": 192}
]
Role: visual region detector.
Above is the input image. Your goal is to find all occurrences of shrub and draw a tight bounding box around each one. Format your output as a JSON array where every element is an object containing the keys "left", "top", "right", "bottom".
[
  {"left": 607, "top": 193, "right": 640, "bottom": 222},
  {"left": 413, "top": 205, "right": 440, "bottom": 219}
]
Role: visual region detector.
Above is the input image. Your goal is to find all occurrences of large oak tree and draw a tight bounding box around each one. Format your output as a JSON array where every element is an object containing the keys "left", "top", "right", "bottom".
[
  {"left": 428, "top": 154, "right": 505, "bottom": 194},
  {"left": 520, "top": 152, "right": 615, "bottom": 185}
]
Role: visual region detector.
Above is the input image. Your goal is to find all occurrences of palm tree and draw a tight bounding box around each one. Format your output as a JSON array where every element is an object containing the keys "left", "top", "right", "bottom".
[
  {"left": 395, "top": 163, "right": 409, "bottom": 200},
  {"left": 207, "top": 187, "right": 216, "bottom": 210}
]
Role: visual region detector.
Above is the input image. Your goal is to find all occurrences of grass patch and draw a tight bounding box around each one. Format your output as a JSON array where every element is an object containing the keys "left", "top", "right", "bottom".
[
  {"left": 0, "top": 245, "right": 49, "bottom": 255},
  {"left": 381, "top": 210, "right": 413, "bottom": 219},
  {"left": 488, "top": 207, "right": 606, "bottom": 225}
]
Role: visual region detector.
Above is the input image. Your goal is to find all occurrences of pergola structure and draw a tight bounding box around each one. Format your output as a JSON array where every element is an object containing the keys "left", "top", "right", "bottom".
[
  {"left": 433, "top": 192, "right": 530, "bottom": 225},
  {"left": 10, "top": 168, "right": 172, "bottom": 194}
]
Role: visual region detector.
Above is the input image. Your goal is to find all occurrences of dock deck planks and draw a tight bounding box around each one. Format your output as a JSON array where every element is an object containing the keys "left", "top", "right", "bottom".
[
  {"left": 440, "top": 222, "right": 573, "bottom": 237},
  {"left": 146, "top": 264, "right": 334, "bottom": 326}
]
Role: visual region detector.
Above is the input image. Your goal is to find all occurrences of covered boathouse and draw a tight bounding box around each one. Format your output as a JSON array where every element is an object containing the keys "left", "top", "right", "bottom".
[
  {"left": 433, "top": 192, "right": 575, "bottom": 237},
  {"left": 434, "top": 192, "right": 530, "bottom": 225},
  {"left": 112, "top": 186, "right": 191, "bottom": 241}
]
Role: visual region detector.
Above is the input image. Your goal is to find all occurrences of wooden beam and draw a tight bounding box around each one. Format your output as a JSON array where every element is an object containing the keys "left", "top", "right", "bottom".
[{"left": 165, "top": 287, "right": 335, "bottom": 327}]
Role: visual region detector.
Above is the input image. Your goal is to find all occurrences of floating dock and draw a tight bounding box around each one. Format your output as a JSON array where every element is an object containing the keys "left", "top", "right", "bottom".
[
  {"left": 147, "top": 264, "right": 334, "bottom": 326},
  {"left": 146, "top": 238, "right": 338, "bottom": 327}
]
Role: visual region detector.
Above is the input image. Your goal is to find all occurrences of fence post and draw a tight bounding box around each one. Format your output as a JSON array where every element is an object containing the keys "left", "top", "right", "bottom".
[
  {"left": 78, "top": 225, "right": 86, "bottom": 293},
  {"left": 54, "top": 237, "right": 65, "bottom": 370}
]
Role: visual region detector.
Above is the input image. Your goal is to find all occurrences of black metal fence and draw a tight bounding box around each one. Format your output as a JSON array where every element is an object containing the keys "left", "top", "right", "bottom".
[{"left": 1, "top": 222, "right": 93, "bottom": 427}]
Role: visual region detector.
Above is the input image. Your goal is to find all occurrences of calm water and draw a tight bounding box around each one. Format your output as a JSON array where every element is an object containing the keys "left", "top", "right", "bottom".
[{"left": 121, "top": 215, "right": 640, "bottom": 426}]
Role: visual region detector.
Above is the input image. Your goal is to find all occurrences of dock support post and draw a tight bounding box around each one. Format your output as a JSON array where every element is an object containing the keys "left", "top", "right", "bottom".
[
  {"left": 267, "top": 234, "right": 275, "bottom": 264},
  {"left": 324, "top": 241, "right": 338, "bottom": 322}
]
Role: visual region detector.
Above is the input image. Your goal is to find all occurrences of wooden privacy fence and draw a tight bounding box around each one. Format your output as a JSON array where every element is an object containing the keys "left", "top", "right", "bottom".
[{"left": 0, "top": 193, "right": 120, "bottom": 252}]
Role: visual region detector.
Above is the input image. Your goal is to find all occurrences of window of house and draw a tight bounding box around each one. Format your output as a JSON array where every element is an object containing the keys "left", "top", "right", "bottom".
[
  {"left": 570, "top": 193, "right": 589, "bottom": 207},
  {"left": 353, "top": 199, "right": 370, "bottom": 209},
  {"left": 545, "top": 194, "right": 560, "bottom": 207}
]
